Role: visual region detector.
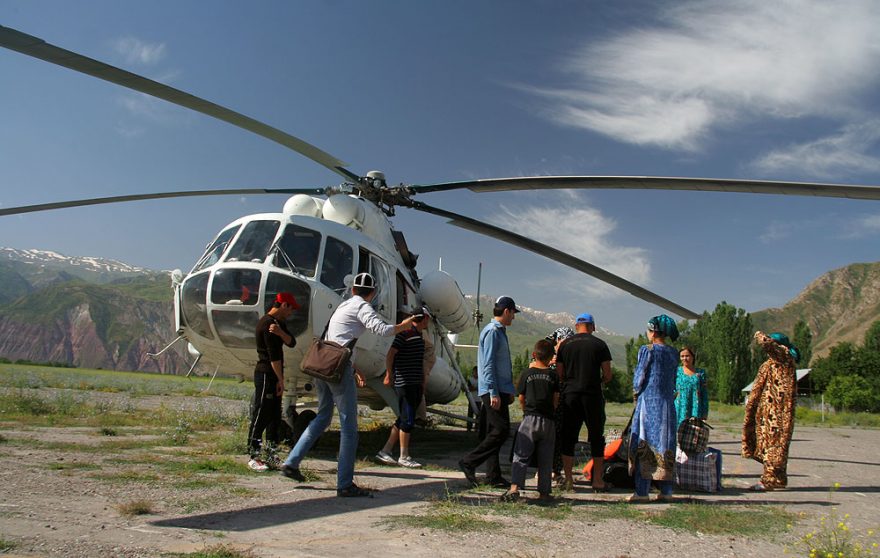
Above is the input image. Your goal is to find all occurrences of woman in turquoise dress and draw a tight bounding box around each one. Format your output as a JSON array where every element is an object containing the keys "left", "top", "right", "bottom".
[
  {"left": 675, "top": 347, "right": 709, "bottom": 428},
  {"left": 628, "top": 315, "right": 680, "bottom": 502}
]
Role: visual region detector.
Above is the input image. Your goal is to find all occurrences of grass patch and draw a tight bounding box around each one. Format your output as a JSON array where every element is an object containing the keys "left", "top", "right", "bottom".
[
  {"left": 0, "top": 536, "right": 15, "bottom": 552},
  {"left": 588, "top": 502, "right": 795, "bottom": 536},
  {"left": 116, "top": 499, "right": 155, "bottom": 517},
  {"left": 168, "top": 544, "right": 257, "bottom": 558},
  {"left": 100, "top": 426, "right": 118, "bottom": 436},
  {"left": 383, "top": 486, "right": 571, "bottom": 532}
]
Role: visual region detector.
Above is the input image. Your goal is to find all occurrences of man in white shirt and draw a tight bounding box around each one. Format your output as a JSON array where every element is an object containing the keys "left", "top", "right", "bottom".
[{"left": 280, "top": 272, "right": 417, "bottom": 497}]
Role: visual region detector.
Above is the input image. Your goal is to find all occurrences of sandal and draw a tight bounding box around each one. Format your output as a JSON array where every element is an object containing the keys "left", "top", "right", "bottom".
[{"left": 626, "top": 494, "right": 650, "bottom": 503}]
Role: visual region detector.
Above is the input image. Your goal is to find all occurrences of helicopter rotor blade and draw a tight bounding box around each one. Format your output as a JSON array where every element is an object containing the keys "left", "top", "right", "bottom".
[
  {"left": 412, "top": 175, "right": 880, "bottom": 200},
  {"left": 0, "top": 25, "right": 358, "bottom": 182},
  {"left": 0, "top": 187, "right": 326, "bottom": 217},
  {"left": 409, "top": 201, "right": 701, "bottom": 320}
]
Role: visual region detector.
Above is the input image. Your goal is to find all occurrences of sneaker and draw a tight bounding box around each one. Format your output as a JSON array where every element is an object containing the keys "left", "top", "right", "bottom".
[
  {"left": 375, "top": 450, "right": 398, "bottom": 466},
  {"left": 248, "top": 458, "right": 269, "bottom": 472},
  {"left": 499, "top": 490, "right": 520, "bottom": 503},
  {"left": 337, "top": 483, "right": 373, "bottom": 498},
  {"left": 398, "top": 456, "right": 422, "bottom": 468},
  {"left": 265, "top": 454, "right": 282, "bottom": 470},
  {"left": 280, "top": 464, "right": 305, "bottom": 482},
  {"left": 458, "top": 459, "right": 478, "bottom": 487}
]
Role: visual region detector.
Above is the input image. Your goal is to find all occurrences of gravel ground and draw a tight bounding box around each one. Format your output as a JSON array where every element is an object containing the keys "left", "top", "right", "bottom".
[{"left": 1, "top": 390, "right": 879, "bottom": 558}]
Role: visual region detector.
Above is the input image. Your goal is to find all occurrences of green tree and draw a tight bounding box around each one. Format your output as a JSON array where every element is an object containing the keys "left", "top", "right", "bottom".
[
  {"left": 810, "top": 342, "right": 856, "bottom": 393},
  {"left": 825, "top": 375, "right": 880, "bottom": 412},
  {"left": 605, "top": 365, "right": 634, "bottom": 403},
  {"left": 792, "top": 319, "right": 813, "bottom": 368},
  {"left": 704, "top": 302, "right": 753, "bottom": 404},
  {"left": 862, "top": 320, "right": 880, "bottom": 354}
]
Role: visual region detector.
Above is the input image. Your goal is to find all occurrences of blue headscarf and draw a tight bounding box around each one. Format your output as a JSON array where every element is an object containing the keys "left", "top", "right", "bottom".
[
  {"left": 647, "top": 314, "right": 679, "bottom": 342},
  {"left": 769, "top": 332, "right": 800, "bottom": 364}
]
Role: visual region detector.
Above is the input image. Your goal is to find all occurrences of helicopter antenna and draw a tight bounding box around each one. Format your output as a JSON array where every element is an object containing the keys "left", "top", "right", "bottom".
[{"left": 470, "top": 262, "right": 484, "bottom": 344}]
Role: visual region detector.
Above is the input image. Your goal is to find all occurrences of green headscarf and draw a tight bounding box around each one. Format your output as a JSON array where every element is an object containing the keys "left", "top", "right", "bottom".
[
  {"left": 647, "top": 314, "right": 679, "bottom": 342},
  {"left": 769, "top": 332, "right": 800, "bottom": 364}
]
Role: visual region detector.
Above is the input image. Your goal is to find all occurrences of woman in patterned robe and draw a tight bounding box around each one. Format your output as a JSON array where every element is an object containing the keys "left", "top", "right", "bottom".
[
  {"left": 628, "top": 315, "right": 680, "bottom": 502},
  {"left": 742, "top": 331, "right": 800, "bottom": 491}
]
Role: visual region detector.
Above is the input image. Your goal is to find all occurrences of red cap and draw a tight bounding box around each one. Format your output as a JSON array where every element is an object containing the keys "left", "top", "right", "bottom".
[{"left": 275, "top": 292, "right": 300, "bottom": 309}]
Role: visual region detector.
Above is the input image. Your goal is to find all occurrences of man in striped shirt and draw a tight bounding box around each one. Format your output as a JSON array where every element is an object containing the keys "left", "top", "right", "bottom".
[{"left": 376, "top": 308, "right": 431, "bottom": 468}]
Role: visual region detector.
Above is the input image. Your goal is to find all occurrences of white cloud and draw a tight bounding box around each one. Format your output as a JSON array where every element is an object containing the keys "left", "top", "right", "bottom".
[
  {"left": 759, "top": 220, "right": 797, "bottom": 244},
  {"left": 113, "top": 36, "right": 167, "bottom": 66},
  {"left": 530, "top": 0, "right": 880, "bottom": 151},
  {"left": 840, "top": 213, "right": 880, "bottom": 238},
  {"left": 490, "top": 203, "right": 651, "bottom": 299},
  {"left": 752, "top": 121, "right": 880, "bottom": 178}
]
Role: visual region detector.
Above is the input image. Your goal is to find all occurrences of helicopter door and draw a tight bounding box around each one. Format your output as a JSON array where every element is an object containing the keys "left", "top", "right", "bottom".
[
  {"left": 314, "top": 236, "right": 354, "bottom": 335},
  {"left": 366, "top": 254, "right": 393, "bottom": 320}
]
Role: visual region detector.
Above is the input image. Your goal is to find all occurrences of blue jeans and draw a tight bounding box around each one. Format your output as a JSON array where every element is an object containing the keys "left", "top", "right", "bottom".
[
  {"left": 634, "top": 456, "right": 673, "bottom": 497},
  {"left": 283, "top": 365, "right": 358, "bottom": 490}
]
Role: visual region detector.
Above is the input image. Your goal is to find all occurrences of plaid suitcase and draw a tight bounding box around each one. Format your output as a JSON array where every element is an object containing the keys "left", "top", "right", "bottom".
[
  {"left": 677, "top": 417, "right": 712, "bottom": 455},
  {"left": 675, "top": 447, "right": 721, "bottom": 492}
]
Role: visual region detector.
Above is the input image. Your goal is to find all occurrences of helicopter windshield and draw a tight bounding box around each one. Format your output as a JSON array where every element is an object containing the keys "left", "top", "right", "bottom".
[
  {"left": 319, "top": 236, "right": 353, "bottom": 294},
  {"left": 273, "top": 224, "right": 321, "bottom": 277},
  {"left": 180, "top": 272, "right": 214, "bottom": 339},
  {"left": 225, "top": 220, "right": 280, "bottom": 263},
  {"left": 192, "top": 225, "right": 240, "bottom": 272},
  {"left": 211, "top": 268, "right": 261, "bottom": 305}
]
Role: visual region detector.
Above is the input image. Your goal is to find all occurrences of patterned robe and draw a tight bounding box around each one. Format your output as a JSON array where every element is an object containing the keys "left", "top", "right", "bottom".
[
  {"left": 629, "top": 343, "right": 679, "bottom": 482},
  {"left": 742, "top": 331, "right": 797, "bottom": 488}
]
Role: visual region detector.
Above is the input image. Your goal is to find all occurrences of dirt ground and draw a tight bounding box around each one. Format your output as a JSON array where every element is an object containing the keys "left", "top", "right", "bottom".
[{"left": 1, "top": 393, "right": 879, "bottom": 558}]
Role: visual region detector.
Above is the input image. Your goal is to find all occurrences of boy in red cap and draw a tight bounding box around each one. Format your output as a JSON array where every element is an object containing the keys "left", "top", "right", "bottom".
[{"left": 247, "top": 292, "right": 299, "bottom": 471}]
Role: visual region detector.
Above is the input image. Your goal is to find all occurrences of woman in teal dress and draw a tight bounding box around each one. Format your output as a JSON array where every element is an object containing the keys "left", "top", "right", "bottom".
[{"left": 675, "top": 347, "right": 709, "bottom": 427}]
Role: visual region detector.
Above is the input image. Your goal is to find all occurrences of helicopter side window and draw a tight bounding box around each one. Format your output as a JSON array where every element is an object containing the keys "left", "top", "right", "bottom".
[
  {"left": 265, "top": 272, "right": 311, "bottom": 337},
  {"left": 211, "top": 268, "right": 261, "bottom": 305},
  {"left": 367, "top": 254, "right": 393, "bottom": 320},
  {"left": 192, "top": 225, "right": 240, "bottom": 273},
  {"left": 225, "top": 220, "right": 280, "bottom": 263},
  {"left": 319, "top": 236, "right": 353, "bottom": 293},
  {"left": 181, "top": 272, "right": 214, "bottom": 339},
  {"left": 273, "top": 224, "right": 321, "bottom": 277}
]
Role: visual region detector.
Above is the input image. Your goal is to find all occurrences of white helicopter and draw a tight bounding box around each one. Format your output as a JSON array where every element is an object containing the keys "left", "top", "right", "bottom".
[{"left": 3, "top": 25, "right": 880, "bottom": 433}]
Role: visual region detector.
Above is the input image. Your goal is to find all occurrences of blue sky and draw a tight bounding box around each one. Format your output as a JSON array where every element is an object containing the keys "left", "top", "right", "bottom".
[{"left": 2, "top": 1, "right": 880, "bottom": 335}]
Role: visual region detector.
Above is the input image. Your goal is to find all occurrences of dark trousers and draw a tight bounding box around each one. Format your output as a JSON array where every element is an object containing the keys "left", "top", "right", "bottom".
[
  {"left": 247, "top": 370, "right": 281, "bottom": 457},
  {"left": 461, "top": 393, "right": 510, "bottom": 480}
]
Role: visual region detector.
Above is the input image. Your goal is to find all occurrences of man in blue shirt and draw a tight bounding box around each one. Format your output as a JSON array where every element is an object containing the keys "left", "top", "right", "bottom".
[{"left": 459, "top": 296, "right": 519, "bottom": 487}]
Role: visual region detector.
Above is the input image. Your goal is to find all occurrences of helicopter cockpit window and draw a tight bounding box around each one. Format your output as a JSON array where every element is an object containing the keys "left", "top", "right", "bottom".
[
  {"left": 181, "top": 272, "right": 214, "bottom": 339},
  {"left": 319, "top": 236, "right": 353, "bottom": 294},
  {"left": 273, "top": 224, "right": 321, "bottom": 277},
  {"left": 225, "top": 220, "right": 280, "bottom": 263},
  {"left": 265, "top": 272, "right": 311, "bottom": 337},
  {"left": 192, "top": 225, "right": 240, "bottom": 273},
  {"left": 368, "top": 254, "right": 393, "bottom": 320},
  {"left": 211, "top": 268, "right": 261, "bottom": 305},
  {"left": 211, "top": 310, "right": 260, "bottom": 349}
]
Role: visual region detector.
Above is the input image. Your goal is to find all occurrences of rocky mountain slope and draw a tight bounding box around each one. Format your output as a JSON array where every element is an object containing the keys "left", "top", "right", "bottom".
[
  {"left": 751, "top": 261, "right": 880, "bottom": 358},
  {"left": 0, "top": 249, "right": 184, "bottom": 373}
]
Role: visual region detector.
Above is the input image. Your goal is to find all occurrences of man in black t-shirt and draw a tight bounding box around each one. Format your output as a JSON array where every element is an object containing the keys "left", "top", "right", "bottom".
[
  {"left": 247, "top": 292, "right": 298, "bottom": 472},
  {"left": 502, "top": 339, "right": 559, "bottom": 502},
  {"left": 555, "top": 313, "right": 613, "bottom": 491}
]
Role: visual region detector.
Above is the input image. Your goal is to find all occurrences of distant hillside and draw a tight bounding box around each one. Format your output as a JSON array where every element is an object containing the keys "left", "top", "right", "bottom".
[
  {"left": 751, "top": 262, "right": 880, "bottom": 360},
  {"left": 0, "top": 248, "right": 183, "bottom": 373}
]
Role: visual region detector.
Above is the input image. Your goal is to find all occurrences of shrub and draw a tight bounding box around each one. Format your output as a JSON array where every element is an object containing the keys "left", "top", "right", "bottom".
[{"left": 825, "top": 375, "right": 880, "bottom": 413}]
